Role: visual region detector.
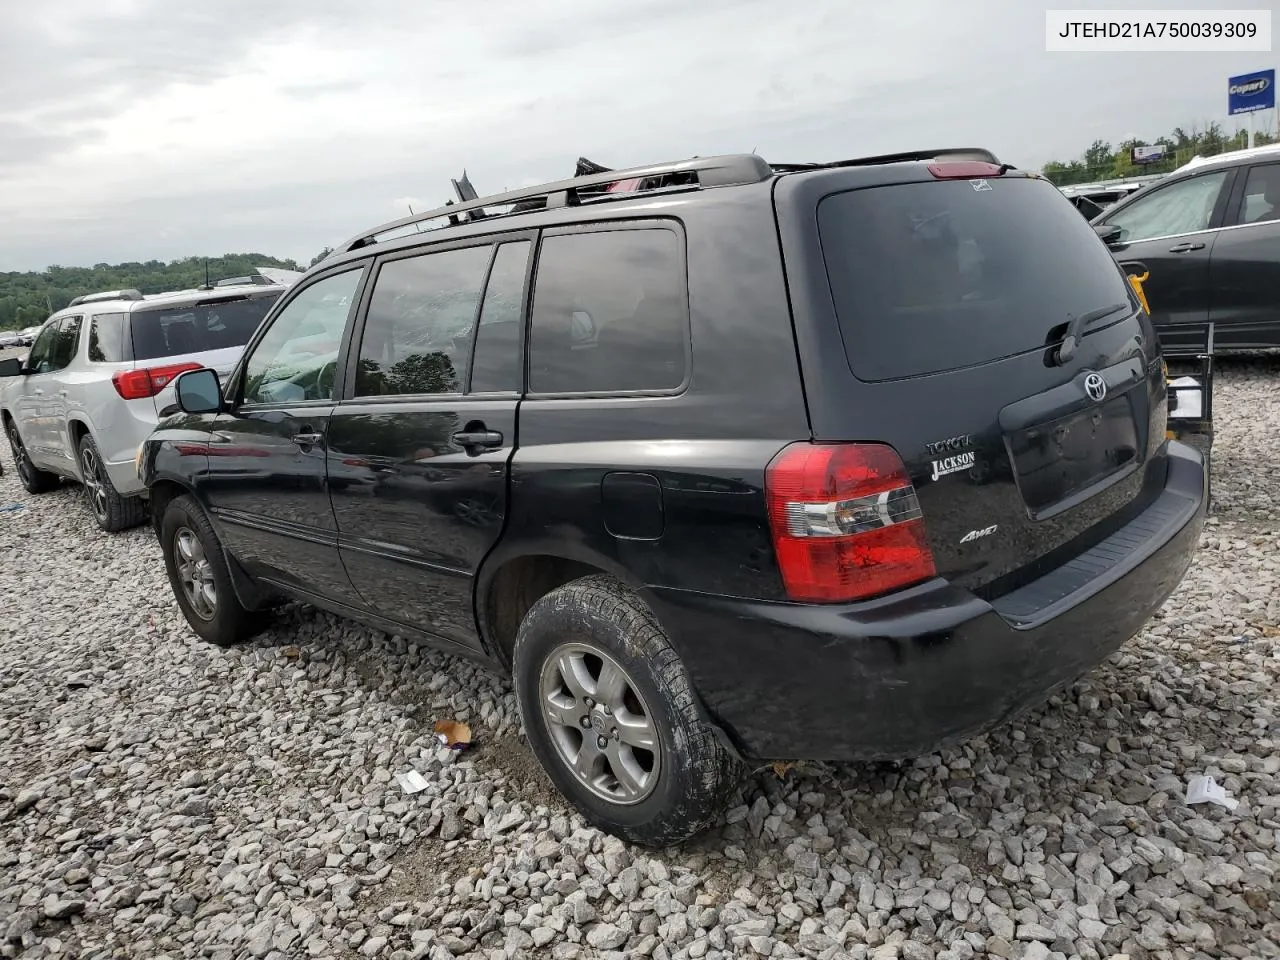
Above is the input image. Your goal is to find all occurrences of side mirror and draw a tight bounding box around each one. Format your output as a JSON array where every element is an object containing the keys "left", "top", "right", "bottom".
[
  {"left": 1093, "top": 223, "right": 1123, "bottom": 245},
  {"left": 175, "top": 368, "right": 223, "bottom": 414},
  {"left": 0, "top": 357, "right": 23, "bottom": 378}
]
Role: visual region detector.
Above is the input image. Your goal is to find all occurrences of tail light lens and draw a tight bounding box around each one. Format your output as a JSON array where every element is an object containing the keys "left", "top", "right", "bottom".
[
  {"left": 111, "top": 363, "right": 203, "bottom": 400},
  {"left": 765, "top": 442, "right": 937, "bottom": 603}
]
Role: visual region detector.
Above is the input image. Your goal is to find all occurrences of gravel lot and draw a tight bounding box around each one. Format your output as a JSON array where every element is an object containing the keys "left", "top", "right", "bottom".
[{"left": 2, "top": 357, "right": 1278, "bottom": 960}]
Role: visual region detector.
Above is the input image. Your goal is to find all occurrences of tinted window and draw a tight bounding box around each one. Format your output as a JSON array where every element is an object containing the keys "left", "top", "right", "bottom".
[
  {"left": 51, "top": 316, "right": 82, "bottom": 370},
  {"left": 130, "top": 293, "right": 280, "bottom": 361},
  {"left": 24, "top": 323, "right": 60, "bottom": 375},
  {"left": 1105, "top": 171, "right": 1228, "bottom": 243},
  {"left": 1240, "top": 163, "right": 1280, "bottom": 225},
  {"left": 469, "top": 241, "right": 529, "bottom": 393},
  {"left": 88, "top": 312, "right": 128, "bottom": 362},
  {"left": 529, "top": 229, "right": 687, "bottom": 394},
  {"left": 355, "top": 245, "right": 491, "bottom": 397},
  {"left": 819, "top": 177, "right": 1135, "bottom": 382},
  {"left": 243, "top": 269, "right": 362, "bottom": 405}
]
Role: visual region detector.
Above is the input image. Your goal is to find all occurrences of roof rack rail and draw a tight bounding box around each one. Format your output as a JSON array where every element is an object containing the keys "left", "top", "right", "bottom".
[
  {"left": 338, "top": 153, "right": 772, "bottom": 254},
  {"left": 67, "top": 289, "right": 144, "bottom": 307},
  {"left": 770, "top": 147, "right": 1003, "bottom": 173}
]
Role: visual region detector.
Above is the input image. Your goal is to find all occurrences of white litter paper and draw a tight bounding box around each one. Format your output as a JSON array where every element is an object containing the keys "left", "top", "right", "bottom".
[
  {"left": 1168, "top": 377, "right": 1203, "bottom": 419},
  {"left": 395, "top": 769, "right": 430, "bottom": 795},
  {"left": 1186, "top": 774, "right": 1239, "bottom": 811}
]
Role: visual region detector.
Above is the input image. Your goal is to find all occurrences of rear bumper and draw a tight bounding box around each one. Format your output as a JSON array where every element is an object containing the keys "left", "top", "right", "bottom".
[
  {"left": 104, "top": 456, "right": 145, "bottom": 496},
  {"left": 649, "top": 442, "right": 1207, "bottom": 761}
]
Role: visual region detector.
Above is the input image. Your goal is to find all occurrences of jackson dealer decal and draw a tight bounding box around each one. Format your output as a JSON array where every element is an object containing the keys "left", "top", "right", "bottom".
[{"left": 931, "top": 451, "right": 975, "bottom": 481}]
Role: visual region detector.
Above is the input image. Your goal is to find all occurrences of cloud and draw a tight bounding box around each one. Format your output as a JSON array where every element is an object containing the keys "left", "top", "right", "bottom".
[{"left": 0, "top": 0, "right": 1271, "bottom": 270}]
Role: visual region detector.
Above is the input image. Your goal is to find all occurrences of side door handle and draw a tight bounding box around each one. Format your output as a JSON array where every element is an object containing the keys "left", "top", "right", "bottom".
[
  {"left": 58, "top": 390, "right": 69, "bottom": 398},
  {"left": 291, "top": 430, "right": 324, "bottom": 447},
  {"left": 33, "top": 388, "right": 44, "bottom": 395},
  {"left": 451, "top": 428, "right": 504, "bottom": 451},
  {"left": 1168, "top": 242, "right": 1206, "bottom": 253}
]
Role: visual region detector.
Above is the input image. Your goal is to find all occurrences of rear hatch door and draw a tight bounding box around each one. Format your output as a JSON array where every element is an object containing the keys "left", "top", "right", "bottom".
[{"left": 802, "top": 168, "right": 1168, "bottom": 595}]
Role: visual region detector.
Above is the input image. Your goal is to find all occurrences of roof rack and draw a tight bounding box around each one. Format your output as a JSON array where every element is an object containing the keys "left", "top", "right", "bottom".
[
  {"left": 338, "top": 153, "right": 773, "bottom": 254},
  {"left": 67, "top": 289, "right": 144, "bottom": 307}
]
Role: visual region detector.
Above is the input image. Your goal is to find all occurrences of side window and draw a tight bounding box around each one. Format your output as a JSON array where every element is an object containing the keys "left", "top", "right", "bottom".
[
  {"left": 354, "top": 245, "right": 491, "bottom": 397},
  {"left": 242, "top": 269, "right": 363, "bottom": 405},
  {"left": 528, "top": 228, "right": 687, "bottom": 394},
  {"left": 1106, "top": 171, "right": 1229, "bottom": 243},
  {"left": 1239, "top": 163, "right": 1280, "bottom": 225},
  {"left": 469, "top": 241, "right": 530, "bottom": 393},
  {"left": 24, "top": 323, "right": 60, "bottom": 375},
  {"left": 88, "top": 312, "right": 128, "bottom": 363},
  {"left": 50, "top": 316, "right": 83, "bottom": 371}
]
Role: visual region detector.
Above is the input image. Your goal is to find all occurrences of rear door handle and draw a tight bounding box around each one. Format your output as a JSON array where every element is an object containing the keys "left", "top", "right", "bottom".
[
  {"left": 58, "top": 390, "right": 69, "bottom": 397},
  {"left": 451, "top": 429, "right": 503, "bottom": 450},
  {"left": 1168, "top": 242, "right": 1205, "bottom": 253},
  {"left": 291, "top": 431, "right": 324, "bottom": 447},
  {"left": 33, "top": 388, "right": 43, "bottom": 395}
]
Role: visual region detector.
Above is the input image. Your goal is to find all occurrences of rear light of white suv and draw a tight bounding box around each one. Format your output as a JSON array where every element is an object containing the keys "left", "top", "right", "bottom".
[
  {"left": 766, "top": 442, "right": 936, "bottom": 602},
  {"left": 111, "top": 362, "right": 203, "bottom": 400}
]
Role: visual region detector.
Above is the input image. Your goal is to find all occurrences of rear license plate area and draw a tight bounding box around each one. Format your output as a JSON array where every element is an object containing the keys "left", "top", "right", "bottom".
[{"left": 1006, "top": 393, "right": 1139, "bottom": 514}]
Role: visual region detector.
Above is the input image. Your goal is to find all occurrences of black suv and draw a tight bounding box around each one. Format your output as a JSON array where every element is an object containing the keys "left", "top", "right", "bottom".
[{"left": 141, "top": 149, "right": 1207, "bottom": 845}]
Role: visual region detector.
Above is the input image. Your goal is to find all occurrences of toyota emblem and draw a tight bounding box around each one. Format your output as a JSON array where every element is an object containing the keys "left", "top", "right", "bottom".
[{"left": 1084, "top": 373, "right": 1107, "bottom": 402}]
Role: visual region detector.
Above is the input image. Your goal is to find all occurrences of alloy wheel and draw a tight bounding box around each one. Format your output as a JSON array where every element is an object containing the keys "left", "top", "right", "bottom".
[
  {"left": 538, "top": 642, "right": 661, "bottom": 805},
  {"left": 79, "top": 444, "right": 109, "bottom": 522},
  {"left": 174, "top": 527, "right": 217, "bottom": 621},
  {"left": 6, "top": 424, "right": 32, "bottom": 485}
]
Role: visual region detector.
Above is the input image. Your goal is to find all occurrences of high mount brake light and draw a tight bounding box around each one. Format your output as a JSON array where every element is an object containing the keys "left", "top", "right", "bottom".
[
  {"left": 765, "top": 442, "right": 937, "bottom": 603},
  {"left": 927, "top": 161, "right": 1005, "bottom": 180},
  {"left": 111, "top": 362, "right": 203, "bottom": 400}
]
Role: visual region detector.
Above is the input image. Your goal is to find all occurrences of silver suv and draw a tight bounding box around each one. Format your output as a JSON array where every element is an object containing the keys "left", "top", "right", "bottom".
[{"left": 0, "top": 281, "right": 288, "bottom": 530}]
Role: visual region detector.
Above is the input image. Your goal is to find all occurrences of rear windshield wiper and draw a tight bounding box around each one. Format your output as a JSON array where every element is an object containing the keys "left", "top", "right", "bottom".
[{"left": 1054, "top": 302, "right": 1128, "bottom": 365}]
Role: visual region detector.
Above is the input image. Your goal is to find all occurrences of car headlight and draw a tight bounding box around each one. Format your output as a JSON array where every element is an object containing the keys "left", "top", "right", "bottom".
[{"left": 135, "top": 443, "right": 146, "bottom": 478}]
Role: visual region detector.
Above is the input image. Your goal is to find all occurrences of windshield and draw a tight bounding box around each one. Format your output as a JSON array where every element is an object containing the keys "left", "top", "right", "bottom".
[
  {"left": 129, "top": 293, "right": 280, "bottom": 361},
  {"left": 818, "top": 176, "right": 1134, "bottom": 382}
]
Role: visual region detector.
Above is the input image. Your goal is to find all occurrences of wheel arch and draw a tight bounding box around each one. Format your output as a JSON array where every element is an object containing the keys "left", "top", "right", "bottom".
[{"left": 475, "top": 542, "right": 648, "bottom": 672}]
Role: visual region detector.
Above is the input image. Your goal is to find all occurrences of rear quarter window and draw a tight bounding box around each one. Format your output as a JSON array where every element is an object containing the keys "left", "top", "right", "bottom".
[
  {"left": 528, "top": 227, "right": 688, "bottom": 394},
  {"left": 88, "top": 312, "right": 128, "bottom": 362},
  {"left": 818, "top": 177, "right": 1133, "bottom": 382}
]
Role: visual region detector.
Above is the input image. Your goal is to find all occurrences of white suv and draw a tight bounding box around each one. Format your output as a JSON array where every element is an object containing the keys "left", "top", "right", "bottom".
[{"left": 0, "top": 281, "right": 288, "bottom": 530}]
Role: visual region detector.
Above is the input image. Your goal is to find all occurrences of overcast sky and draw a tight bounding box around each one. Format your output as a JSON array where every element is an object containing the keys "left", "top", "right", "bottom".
[{"left": 1, "top": 0, "right": 1274, "bottom": 271}]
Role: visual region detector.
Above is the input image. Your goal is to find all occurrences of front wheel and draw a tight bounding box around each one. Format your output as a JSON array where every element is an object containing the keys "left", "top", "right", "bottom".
[
  {"left": 77, "top": 433, "right": 146, "bottom": 532},
  {"left": 5, "top": 418, "right": 58, "bottom": 494},
  {"left": 513, "top": 575, "right": 741, "bottom": 846},
  {"left": 160, "top": 494, "right": 256, "bottom": 646}
]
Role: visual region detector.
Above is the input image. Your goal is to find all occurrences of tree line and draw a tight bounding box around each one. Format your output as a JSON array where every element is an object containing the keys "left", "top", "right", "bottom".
[
  {"left": 1041, "top": 121, "right": 1277, "bottom": 186},
  {"left": 0, "top": 253, "right": 311, "bottom": 331}
]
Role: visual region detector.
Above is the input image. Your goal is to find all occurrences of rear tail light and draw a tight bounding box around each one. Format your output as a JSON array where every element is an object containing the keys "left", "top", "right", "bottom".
[
  {"left": 111, "top": 362, "right": 203, "bottom": 400},
  {"left": 765, "top": 442, "right": 937, "bottom": 603}
]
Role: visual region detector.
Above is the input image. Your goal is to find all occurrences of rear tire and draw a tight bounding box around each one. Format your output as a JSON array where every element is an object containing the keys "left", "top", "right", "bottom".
[
  {"left": 513, "top": 575, "right": 741, "bottom": 846},
  {"left": 160, "top": 494, "right": 256, "bottom": 646},
  {"left": 77, "top": 433, "right": 147, "bottom": 532},
  {"left": 5, "top": 417, "right": 58, "bottom": 494}
]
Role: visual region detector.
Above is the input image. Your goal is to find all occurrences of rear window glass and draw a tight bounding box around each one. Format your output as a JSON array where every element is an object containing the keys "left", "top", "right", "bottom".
[
  {"left": 818, "top": 177, "right": 1133, "bottom": 382},
  {"left": 129, "top": 294, "right": 279, "bottom": 361}
]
